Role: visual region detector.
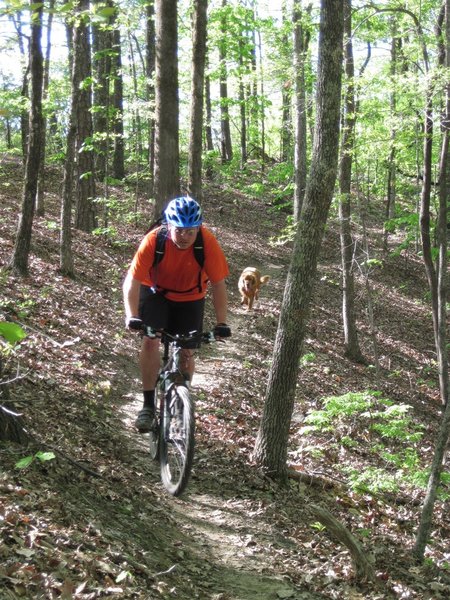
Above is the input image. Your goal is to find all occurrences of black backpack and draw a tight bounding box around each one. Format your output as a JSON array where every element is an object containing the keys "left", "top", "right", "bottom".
[{"left": 151, "top": 224, "right": 205, "bottom": 294}]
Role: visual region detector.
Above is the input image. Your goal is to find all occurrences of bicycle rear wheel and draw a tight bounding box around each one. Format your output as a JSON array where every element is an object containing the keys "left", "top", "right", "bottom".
[{"left": 160, "top": 385, "right": 195, "bottom": 496}]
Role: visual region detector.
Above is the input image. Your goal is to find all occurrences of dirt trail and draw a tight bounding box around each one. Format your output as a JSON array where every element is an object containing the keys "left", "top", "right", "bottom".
[{"left": 115, "top": 293, "right": 321, "bottom": 600}]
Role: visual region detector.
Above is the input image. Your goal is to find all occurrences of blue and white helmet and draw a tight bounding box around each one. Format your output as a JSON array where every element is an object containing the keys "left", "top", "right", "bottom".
[{"left": 164, "top": 197, "right": 203, "bottom": 228}]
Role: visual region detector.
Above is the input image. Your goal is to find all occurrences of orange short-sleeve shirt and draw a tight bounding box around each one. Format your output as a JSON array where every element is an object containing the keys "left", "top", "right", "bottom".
[{"left": 129, "top": 225, "right": 229, "bottom": 302}]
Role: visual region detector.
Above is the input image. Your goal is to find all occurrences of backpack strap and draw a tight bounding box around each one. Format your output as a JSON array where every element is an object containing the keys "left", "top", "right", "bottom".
[{"left": 153, "top": 226, "right": 168, "bottom": 267}]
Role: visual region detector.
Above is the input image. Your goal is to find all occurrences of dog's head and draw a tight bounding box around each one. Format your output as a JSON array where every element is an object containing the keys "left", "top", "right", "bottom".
[{"left": 242, "top": 273, "right": 258, "bottom": 292}]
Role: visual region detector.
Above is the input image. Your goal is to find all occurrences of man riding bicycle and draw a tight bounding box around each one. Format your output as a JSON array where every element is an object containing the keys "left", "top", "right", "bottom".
[{"left": 123, "top": 196, "right": 231, "bottom": 432}]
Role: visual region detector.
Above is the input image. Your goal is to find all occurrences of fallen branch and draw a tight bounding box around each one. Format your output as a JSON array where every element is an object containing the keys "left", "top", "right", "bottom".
[
  {"left": 287, "top": 465, "right": 345, "bottom": 490},
  {"left": 27, "top": 432, "right": 104, "bottom": 479},
  {"left": 310, "top": 503, "right": 376, "bottom": 582}
]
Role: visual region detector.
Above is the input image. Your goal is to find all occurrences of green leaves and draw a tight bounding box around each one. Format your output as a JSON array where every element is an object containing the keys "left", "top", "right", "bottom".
[
  {"left": 15, "top": 451, "right": 56, "bottom": 470},
  {"left": 0, "top": 321, "right": 26, "bottom": 345}
]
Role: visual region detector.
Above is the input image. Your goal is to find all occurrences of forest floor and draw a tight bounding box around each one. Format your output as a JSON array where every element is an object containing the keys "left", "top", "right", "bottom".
[{"left": 1, "top": 155, "right": 450, "bottom": 600}]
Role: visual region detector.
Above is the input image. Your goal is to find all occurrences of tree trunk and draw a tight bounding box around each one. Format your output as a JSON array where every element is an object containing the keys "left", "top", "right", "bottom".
[
  {"left": 112, "top": 27, "right": 125, "bottom": 181},
  {"left": 338, "top": 0, "right": 365, "bottom": 364},
  {"left": 414, "top": 0, "right": 450, "bottom": 560},
  {"left": 280, "top": 1, "right": 292, "bottom": 163},
  {"left": 205, "top": 64, "right": 214, "bottom": 154},
  {"left": 293, "top": 0, "right": 308, "bottom": 220},
  {"left": 383, "top": 25, "right": 399, "bottom": 251},
  {"left": 60, "top": 17, "right": 79, "bottom": 278},
  {"left": 253, "top": 0, "right": 344, "bottom": 479},
  {"left": 153, "top": 0, "right": 180, "bottom": 217},
  {"left": 219, "top": 0, "right": 233, "bottom": 164},
  {"left": 146, "top": 0, "right": 156, "bottom": 193},
  {"left": 92, "top": 0, "right": 114, "bottom": 183},
  {"left": 188, "top": 0, "right": 208, "bottom": 201},
  {"left": 9, "top": 1, "right": 44, "bottom": 276},
  {"left": 238, "top": 46, "right": 247, "bottom": 168},
  {"left": 13, "top": 11, "right": 30, "bottom": 162},
  {"left": 74, "top": 0, "right": 97, "bottom": 233},
  {"left": 36, "top": 0, "right": 54, "bottom": 217}
]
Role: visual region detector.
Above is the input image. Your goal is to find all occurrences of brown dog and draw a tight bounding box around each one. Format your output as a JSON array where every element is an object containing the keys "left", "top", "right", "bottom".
[{"left": 238, "top": 267, "right": 270, "bottom": 310}]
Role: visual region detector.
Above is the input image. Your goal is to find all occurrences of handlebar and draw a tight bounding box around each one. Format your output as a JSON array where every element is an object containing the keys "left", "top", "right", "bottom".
[{"left": 141, "top": 325, "right": 217, "bottom": 345}]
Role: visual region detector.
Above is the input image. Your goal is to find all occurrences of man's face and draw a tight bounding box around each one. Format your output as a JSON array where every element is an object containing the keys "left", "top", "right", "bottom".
[{"left": 169, "top": 225, "right": 199, "bottom": 250}]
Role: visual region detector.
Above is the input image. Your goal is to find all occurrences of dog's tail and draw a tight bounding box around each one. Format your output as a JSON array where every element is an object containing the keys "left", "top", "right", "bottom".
[{"left": 260, "top": 275, "right": 270, "bottom": 285}]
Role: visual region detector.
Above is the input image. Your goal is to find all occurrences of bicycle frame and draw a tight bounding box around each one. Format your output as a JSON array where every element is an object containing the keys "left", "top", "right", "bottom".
[{"left": 141, "top": 326, "right": 214, "bottom": 495}]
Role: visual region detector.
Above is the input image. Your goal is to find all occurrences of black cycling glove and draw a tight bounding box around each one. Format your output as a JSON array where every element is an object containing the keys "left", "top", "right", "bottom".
[
  {"left": 127, "top": 317, "right": 143, "bottom": 331},
  {"left": 214, "top": 323, "right": 231, "bottom": 338}
]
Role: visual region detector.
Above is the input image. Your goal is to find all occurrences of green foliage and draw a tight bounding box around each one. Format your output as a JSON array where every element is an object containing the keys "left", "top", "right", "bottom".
[
  {"left": 0, "top": 321, "right": 26, "bottom": 345},
  {"left": 301, "top": 391, "right": 382, "bottom": 434},
  {"left": 298, "top": 390, "right": 447, "bottom": 496},
  {"left": 0, "top": 295, "right": 37, "bottom": 319},
  {"left": 269, "top": 217, "right": 296, "bottom": 246},
  {"left": 300, "top": 352, "right": 316, "bottom": 366},
  {"left": 15, "top": 451, "right": 56, "bottom": 470},
  {"left": 343, "top": 466, "right": 399, "bottom": 494}
]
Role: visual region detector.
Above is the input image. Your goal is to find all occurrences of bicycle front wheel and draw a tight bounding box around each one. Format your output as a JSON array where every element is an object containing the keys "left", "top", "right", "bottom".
[{"left": 160, "top": 385, "right": 195, "bottom": 496}]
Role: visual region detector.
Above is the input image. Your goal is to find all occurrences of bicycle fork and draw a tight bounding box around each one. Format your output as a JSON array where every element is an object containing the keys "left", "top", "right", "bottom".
[{"left": 161, "top": 374, "right": 188, "bottom": 441}]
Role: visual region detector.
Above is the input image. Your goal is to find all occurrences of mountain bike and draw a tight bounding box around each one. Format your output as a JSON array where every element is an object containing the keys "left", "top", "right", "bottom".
[{"left": 142, "top": 326, "right": 214, "bottom": 496}]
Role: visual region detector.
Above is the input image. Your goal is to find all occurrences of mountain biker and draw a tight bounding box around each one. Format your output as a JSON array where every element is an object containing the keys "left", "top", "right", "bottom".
[{"left": 123, "top": 196, "right": 231, "bottom": 433}]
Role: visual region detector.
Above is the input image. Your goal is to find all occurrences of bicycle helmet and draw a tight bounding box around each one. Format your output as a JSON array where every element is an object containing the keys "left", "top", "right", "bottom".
[{"left": 164, "top": 197, "right": 203, "bottom": 228}]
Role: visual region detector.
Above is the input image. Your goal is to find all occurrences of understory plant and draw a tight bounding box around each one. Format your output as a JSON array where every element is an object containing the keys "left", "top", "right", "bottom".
[{"left": 298, "top": 390, "right": 449, "bottom": 497}]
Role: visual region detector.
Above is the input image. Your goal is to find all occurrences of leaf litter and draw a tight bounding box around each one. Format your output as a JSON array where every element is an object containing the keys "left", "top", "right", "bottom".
[{"left": 0, "top": 158, "right": 449, "bottom": 599}]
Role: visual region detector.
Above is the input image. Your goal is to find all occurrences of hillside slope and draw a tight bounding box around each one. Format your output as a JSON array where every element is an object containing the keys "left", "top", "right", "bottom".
[{"left": 1, "top": 157, "right": 449, "bottom": 599}]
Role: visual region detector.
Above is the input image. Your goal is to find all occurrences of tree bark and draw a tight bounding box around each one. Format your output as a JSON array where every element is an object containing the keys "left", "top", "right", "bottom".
[
  {"left": 188, "top": 0, "right": 208, "bottom": 201},
  {"left": 153, "top": 0, "right": 180, "bottom": 217},
  {"left": 293, "top": 0, "right": 309, "bottom": 220},
  {"left": 414, "top": 0, "right": 450, "bottom": 560},
  {"left": 280, "top": 1, "right": 292, "bottom": 163},
  {"left": 219, "top": 0, "right": 233, "bottom": 163},
  {"left": 92, "top": 0, "right": 114, "bottom": 183},
  {"left": 9, "top": 1, "right": 44, "bottom": 276},
  {"left": 112, "top": 27, "right": 125, "bottom": 181},
  {"left": 146, "top": 0, "right": 156, "bottom": 193},
  {"left": 36, "top": 0, "right": 55, "bottom": 217},
  {"left": 253, "top": 0, "right": 344, "bottom": 479},
  {"left": 338, "top": 0, "right": 365, "bottom": 364},
  {"left": 74, "top": 0, "right": 97, "bottom": 233}
]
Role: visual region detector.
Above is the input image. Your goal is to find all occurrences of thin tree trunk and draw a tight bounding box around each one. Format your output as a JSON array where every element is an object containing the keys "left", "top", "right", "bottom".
[
  {"left": 253, "top": 0, "right": 344, "bottom": 479},
  {"left": 383, "top": 24, "right": 399, "bottom": 252},
  {"left": 293, "top": 0, "right": 308, "bottom": 220},
  {"left": 112, "top": 27, "right": 125, "bottom": 181},
  {"left": 280, "top": 1, "right": 292, "bottom": 163},
  {"left": 36, "top": 0, "right": 54, "bottom": 217},
  {"left": 9, "top": 1, "right": 44, "bottom": 276},
  {"left": 74, "top": 0, "right": 97, "bottom": 233},
  {"left": 145, "top": 1, "right": 156, "bottom": 193},
  {"left": 238, "top": 47, "right": 247, "bottom": 168},
  {"left": 414, "top": 0, "right": 450, "bottom": 560},
  {"left": 338, "top": 0, "right": 365, "bottom": 364},
  {"left": 188, "top": 0, "right": 208, "bottom": 201},
  {"left": 11, "top": 12, "right": 30, "bottom": 162},
  {"left": 205, "top": 64, "right": 214, "bottom": 153},
  {"left": 92, "top": 0, "right": 114, "bottom": 183},
  {"left": 219, "top": 0, "right": 233, "bottom": 164},
  {"left": 153, "top": 0, "right": 180, "bottom": 216},
  {"left": 60, "top": 20, "right": 77, "bottom": 278}
]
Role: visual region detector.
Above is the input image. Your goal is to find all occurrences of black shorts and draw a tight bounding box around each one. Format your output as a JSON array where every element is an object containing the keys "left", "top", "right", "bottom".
[{"left": 139, "top": 286, "right": 205, "bottom": 348}]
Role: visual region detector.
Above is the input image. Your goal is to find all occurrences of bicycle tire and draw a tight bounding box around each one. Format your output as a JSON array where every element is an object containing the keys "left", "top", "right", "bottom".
[
  {"left": 148, "top": 389, "right": 163, "bottom": 462},
  {"left": 160, "top": 384, "right": 195, "bottom": 496}
]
